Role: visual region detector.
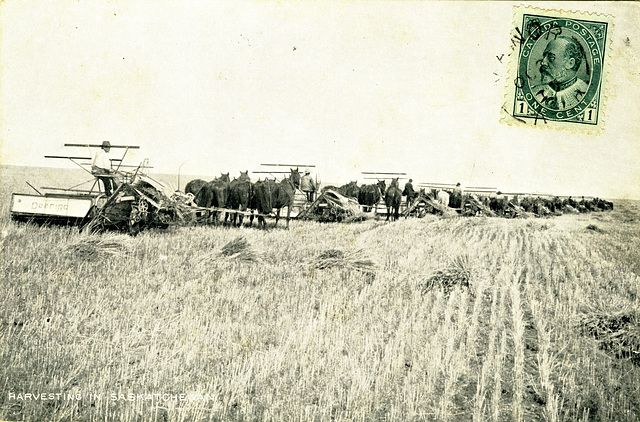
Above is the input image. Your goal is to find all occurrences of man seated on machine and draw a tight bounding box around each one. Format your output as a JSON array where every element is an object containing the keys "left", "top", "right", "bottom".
[{"left": 92, "top": 141, "right": 116, "bottom": 196}]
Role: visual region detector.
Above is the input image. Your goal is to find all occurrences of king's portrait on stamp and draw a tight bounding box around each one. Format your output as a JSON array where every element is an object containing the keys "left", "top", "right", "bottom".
[
  {"left": 503, "top": 7, "right": 613, "bottom": 133},
  {"left": 535, "top": 36, "right": 589, "bottom": 110}
]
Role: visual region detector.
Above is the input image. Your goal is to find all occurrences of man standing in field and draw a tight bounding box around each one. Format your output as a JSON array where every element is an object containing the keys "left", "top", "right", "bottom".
[
  {"left": 300, "top": 170, "right": 316, "bottom": 202},
  {"left": 92, "top": 141, "right": 115, "bottom": 196},
  {"left": 403, "top": 179, "right": 416, "bottom": 203},
  {"left": 450, "top": 182, "right": 463, "bottom": 209}
]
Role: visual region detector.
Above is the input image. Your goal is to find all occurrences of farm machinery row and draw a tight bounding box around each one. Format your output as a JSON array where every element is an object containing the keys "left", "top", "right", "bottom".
[
  {"left": 9, "top": 144, "right": 313, "bottom": 234},
  {"left": 9, "top": 145, "right": 613, "bottom": 233}
]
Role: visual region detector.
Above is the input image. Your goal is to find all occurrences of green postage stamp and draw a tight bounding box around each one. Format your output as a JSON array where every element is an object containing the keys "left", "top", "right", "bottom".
[{"left": 502, "top": 6, "right": 613, "bottom": 133}]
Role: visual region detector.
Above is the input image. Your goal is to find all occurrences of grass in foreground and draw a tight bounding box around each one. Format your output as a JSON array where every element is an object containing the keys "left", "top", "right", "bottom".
[{"left": 1, "top": 202, "right": 639, "bottom": 421}]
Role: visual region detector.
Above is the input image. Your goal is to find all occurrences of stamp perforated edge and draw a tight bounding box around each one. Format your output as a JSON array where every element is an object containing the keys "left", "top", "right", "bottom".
[{"left": 500, "top": 5, "right": 614, "bottom": 135}]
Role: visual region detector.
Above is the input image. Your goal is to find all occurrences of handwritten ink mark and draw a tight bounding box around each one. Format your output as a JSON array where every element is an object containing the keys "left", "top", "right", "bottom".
[
  {"left": 511, "top": 27, "right": 525, "bottom": 49},
  {"left": 502, "top": 105, "right": 527, "bottom": 125},
  {"left": 534, "top": 111, "right": 548, "bottom": 126}
]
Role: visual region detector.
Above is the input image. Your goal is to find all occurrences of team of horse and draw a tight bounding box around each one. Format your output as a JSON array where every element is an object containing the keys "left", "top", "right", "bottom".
[
  {"left": 185, "top": 170, "right": 410, "bottom": 228},
  {"left": 186, "top": 168, "right": 301, "bottom": 228}
]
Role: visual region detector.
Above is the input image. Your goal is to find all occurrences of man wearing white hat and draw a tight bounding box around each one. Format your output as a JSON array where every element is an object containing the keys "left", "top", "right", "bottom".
[
  {"left": 300, "top": 169, "right": 316, "bottom": 202},
  {"left": 92, "top": 141, "right": 115, "bottom": 196}
]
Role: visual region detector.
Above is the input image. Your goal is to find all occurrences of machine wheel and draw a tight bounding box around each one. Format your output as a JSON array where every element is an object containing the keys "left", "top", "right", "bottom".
[
  {"left": 128, "top": 200, "right": 150, "bottom": 235},
  {"left": 155, "top": 209, "right": 173, "bottom": 227},
  {"left": 138, "top": 199, "right": 149, "bottom": 214}
]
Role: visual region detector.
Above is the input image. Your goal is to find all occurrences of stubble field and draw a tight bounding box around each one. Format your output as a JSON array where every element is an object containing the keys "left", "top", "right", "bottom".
[{"left": 1, "top": 170, "right": 639, "bottom": 421}]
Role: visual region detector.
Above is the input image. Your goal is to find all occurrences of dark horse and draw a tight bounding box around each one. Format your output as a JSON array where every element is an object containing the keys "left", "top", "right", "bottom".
[
  {"left": 190, "top": 173, "right": 230, "bottom": 223},
  {"left": 385, "top": 177, "right": 402, "bottom": 221},
  {"left": 184, "top": 179, "right": 207, "bottom": 204},
  {"left": 227, "top": 171, "right": 252, "bottom": 226},
  {"left": 210, "top": 173, "right": 230, "bottom": 222},
  {"left": 251, "top": 168, "right": 300, "bottom": 229},
  {"left": 322, "top": 181, "right": 360, "bottom": 199},
  {"left": 358, "top": 180, "right": 386, "bottom": 212}
]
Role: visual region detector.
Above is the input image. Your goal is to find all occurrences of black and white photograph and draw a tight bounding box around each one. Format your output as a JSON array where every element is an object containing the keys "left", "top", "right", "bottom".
[{"left": 1, "top": 1, "right": 639, "bottom": 421}]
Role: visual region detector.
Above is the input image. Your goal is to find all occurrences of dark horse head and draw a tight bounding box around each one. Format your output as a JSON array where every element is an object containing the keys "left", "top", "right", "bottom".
[
  {"left": 289, "top": 168, "right": 301, "bottom": 190},
  {"left": 342, "top": 181, "right": 360, "bottom": 199}
]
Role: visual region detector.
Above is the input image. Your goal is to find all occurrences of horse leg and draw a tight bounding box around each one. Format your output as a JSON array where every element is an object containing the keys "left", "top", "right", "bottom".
[
  {"left": 286, "top": 204, "right": 291, "bottom": 229},
  {"left": 274, "top": 208, "right": 280, "bottom": 228},
  {"left": 386, "top": 207, "right": 390, "bottom": 221},
  {"left": 238, "top": 206, "right": 245, "bottom": 227}
]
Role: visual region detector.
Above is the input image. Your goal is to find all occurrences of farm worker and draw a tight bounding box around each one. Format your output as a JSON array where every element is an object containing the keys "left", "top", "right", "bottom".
[
  {"left": 403, "top": 179, "right": 416, "bottom": 203},
  {"left": 92, "top": 141, "right": 115, "bottom": 196},
  {"left": 300, "top": 170, "right": 316, "bottom": 202},
  {"left": 450, "top": 182, "right": 463, "bottom": 209}
]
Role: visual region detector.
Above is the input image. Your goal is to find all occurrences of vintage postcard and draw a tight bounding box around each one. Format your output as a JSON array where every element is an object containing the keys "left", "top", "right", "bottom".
[
  {"left": 1, "top": 2, "right": 639, "bottom": 422},
  {"left": 502, "top": 6, "right": 614, "bottom": 133}
]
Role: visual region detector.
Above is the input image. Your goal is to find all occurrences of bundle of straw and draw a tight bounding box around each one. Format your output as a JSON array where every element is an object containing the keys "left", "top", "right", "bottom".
[
  {"left": 579, "top": 304, "right": 640, "bottom": 364},
  {"left": 66, "top": 236, "right": 131, "bottom": 260},
  {"left": 423, "top": 254, "right": 472, "bottom": 294},
  {"left": 314, "top": 248, "right": 377, "bottom": 275},
  {"left": 218, "top": 236, "right": 258, "bottom": 263},
  {"left": 586, "top": 224, "right": 603, "bottom": 233}
]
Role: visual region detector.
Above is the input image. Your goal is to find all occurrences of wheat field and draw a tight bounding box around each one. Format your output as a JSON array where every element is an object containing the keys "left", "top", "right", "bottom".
[{"left": 1, "top": 172, "right": 639, "bottom": 421}]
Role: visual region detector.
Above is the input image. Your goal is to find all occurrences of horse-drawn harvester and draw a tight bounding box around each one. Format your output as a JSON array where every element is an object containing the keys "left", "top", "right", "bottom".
[
  {"left": 10, "top": 154, "right": 320, "bottom": 233},
  {"left": 9, "top": 143, "right": 195, "bottom": 235}
]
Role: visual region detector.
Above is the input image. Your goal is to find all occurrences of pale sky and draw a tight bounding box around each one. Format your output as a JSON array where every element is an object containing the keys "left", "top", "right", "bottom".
[{"left": 1, "top": 1, "right": 639, "bottom": 199}]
